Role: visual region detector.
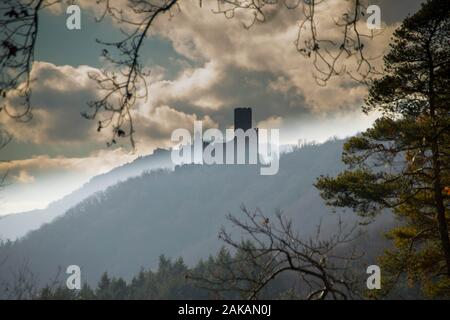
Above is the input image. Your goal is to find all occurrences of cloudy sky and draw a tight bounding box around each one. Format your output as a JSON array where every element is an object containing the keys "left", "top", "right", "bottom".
[{"left": 0, "top": 0, "right": 424, "bottom": 215}]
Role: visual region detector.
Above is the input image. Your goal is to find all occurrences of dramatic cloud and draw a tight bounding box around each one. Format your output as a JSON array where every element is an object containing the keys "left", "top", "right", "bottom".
[
  {"left": 71, "top": 0, "right": 396, "bottom": 130},
  {"left": 1, "top": 61, "right": 218, "bottom": 152},
  {"left": 48, "top": 0, "right": 424, "bottom": 121},
  {"left": 1, "top": 62, "right": 102, "bottom": 146},
  {"left": 42, "top": 0, "right": 402, "bottom": 129},
  {"left": 150, "top": 0, "right": 394, "bottom": 113}
]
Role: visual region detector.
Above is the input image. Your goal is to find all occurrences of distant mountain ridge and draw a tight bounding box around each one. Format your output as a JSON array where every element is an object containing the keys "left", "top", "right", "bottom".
[{"left": 0, "top": 148, "right": 174, "bottom": 241}]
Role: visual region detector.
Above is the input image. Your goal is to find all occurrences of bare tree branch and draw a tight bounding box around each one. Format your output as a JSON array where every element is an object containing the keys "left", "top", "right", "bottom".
[
  {"left": 0, "top": 0, "right": 55, "bottom": 122},
  {"left": 83, "top": 0, "right": 179, "bottom": 149},
  {"left": 190, "top": 205, "right": 363, "bottom": 300}
]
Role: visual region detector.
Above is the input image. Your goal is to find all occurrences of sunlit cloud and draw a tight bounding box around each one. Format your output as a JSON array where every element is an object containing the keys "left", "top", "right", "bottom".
[{"left": 12, "top": 170, "right": 35, "bottom": 184}]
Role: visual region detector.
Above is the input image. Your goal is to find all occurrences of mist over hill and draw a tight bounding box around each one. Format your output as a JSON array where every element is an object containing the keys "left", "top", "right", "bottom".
[
  {"left": 0, "top": 139, "right": 394, "bottom": 288},
  {"left": 0, "top": 149, "right": 173, "bottom": 241}
]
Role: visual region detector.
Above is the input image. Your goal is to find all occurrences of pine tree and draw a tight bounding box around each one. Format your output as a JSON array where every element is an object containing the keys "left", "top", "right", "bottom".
[
  {"left": 95, "top": 272, "right": 113, "bottom": 300},
  {"left": 79, "top": 283, "right": 95, "bottom": 300},
  {"left": 315, "top": 0, "right": 450, "bottom": 298}
]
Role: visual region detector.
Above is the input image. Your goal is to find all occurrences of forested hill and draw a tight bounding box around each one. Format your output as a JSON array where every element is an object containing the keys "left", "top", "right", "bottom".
[{"left": 0, "top": 139, "right": 394, "bottom": 287}]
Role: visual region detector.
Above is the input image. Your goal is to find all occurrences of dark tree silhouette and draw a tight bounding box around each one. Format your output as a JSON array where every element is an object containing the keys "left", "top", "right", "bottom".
[{"left": 315, "top": 0, "right": 450, "bottom": 298}]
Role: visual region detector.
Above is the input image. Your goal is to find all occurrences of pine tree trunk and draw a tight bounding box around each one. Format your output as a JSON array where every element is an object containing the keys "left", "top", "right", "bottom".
[{"left": 431, "top": 141, "right": 450, "bottom": 276}]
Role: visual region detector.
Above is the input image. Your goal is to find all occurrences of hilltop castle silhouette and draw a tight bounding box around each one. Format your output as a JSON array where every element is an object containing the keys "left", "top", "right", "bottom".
[
  {"left": 234, "top": 107, "right": 252, "bottom": 132},
  {"left": 172, "top": 107, "right": 262, "bottom": 167},
  {"left": 232, "top": 107, "right": 259, "bottom": 164},
  {"left": 172, "top": 107, "right": 279, "bottom": 175},
  {"left": 192, "top": 107, "right": 259, "bottom": 165}
]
